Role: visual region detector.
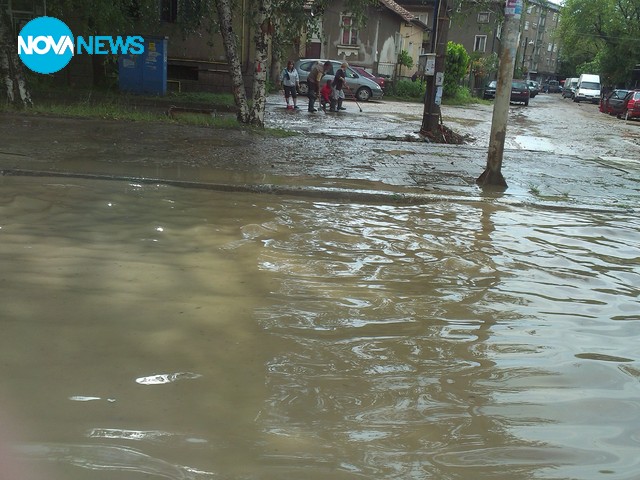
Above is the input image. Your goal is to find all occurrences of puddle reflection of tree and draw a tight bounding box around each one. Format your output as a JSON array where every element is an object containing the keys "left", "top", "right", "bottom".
[{"left": 437, "top": 197, "right": 555, "bottom": 478}]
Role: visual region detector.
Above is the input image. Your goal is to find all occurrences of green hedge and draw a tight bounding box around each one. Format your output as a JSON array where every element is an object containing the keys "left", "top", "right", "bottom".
[{"left": 391, "top": 79, "right": 426, "bottom": 99}]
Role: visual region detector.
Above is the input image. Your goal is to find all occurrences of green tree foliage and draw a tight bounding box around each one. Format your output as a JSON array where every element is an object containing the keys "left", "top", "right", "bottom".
[
  {"left": 397, "top": 49, "right": 414, "bottom": 70},
  {"left": 443, "top": 41, "right": 469, "bottom": 98},
  {"left": 558, "top": 0, "right": 640, "bottom": 86},
  {"left": 48, "top": 0, "right": 160, "bottom": 36}
]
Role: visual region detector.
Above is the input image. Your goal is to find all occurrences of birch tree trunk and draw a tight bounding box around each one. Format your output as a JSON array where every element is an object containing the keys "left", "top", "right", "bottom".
[
  {"left": 215, "top": 0, "right": 250, "bottom": 123},
  {"left": 0, "top": 7, "right": 32, "bottom": 108},
  {"left": 249, "top": 0, "right": 272, "bottom": 127}
]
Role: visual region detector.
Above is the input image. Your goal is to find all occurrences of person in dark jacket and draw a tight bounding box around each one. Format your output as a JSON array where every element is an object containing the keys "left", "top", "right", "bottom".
[{"left": 330, "top": 62, "right": 348, "bottom": 112}]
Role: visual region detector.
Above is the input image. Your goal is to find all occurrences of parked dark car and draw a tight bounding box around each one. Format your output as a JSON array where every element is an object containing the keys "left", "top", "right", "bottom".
[
  {"left": 483, "top": 80, "right": 497, "bottom": 99},
  {"left": 511, "top": 80, "right": 530, "bottom": 105},
  {"left": 542, "top": 80, "right": 561, "bottom": 93},
  {"left": 350, "top": 66, "right": 386, "bottom": 91},
  {"left": 526, "top": 80, "right": 540, "bottom": 98},
  {"left": 602, "top": 89, "right": 632, "bottom": 116},
  {"left": 483, "top": 80, "right": 529, "bottom": 105}
]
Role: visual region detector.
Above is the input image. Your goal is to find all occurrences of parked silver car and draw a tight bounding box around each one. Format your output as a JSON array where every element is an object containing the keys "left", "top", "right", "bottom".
[{"left": 294, "top": 59, "right": 384, "bottom": 101}]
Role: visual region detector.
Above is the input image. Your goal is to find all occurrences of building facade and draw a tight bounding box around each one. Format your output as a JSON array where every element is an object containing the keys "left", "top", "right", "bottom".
[
  {"left": 442, "top": 0, "right": 562, "bottom": 87},
  {"left": 518, "top": 0, "right": 562, "bottom": 83},
  {"left": 306, "top": 0, "right": 428, "bottom": 78}
]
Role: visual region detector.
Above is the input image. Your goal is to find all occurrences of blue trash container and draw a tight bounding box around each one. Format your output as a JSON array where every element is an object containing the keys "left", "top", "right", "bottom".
[{"left": 119, "top": 36, "right": 168, "bottom": 96}]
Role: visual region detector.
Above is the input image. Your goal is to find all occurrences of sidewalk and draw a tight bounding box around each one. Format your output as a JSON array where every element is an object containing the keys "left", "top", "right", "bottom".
[{"left": 1, "top": 103, "right": 638, "bottom": 213}]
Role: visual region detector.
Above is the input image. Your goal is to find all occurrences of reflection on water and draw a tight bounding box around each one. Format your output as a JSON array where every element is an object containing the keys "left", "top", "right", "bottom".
[{"left": 0, "top": 176, "right": 639, "bottom": 480}]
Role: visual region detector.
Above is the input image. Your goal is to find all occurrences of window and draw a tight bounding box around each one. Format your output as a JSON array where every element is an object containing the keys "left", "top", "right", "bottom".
[
  {"left": 477, "top": 12, "right": 490, "bottom": 24},
  {"left": 524, "top": 21, "right": 529, "bottom": 30},
  {"left": 418, "top": 13, "right": 429, "bottom": 25},
  {"left": 340, "top": 15, "right": 358, "bottom": 46},
  {"left": 496, "top": 23, "right": 502, "bottom": 39},
  {"left": 161, "top": 0, "right": 177, "bottom": 23},
  {"left": 474, "top": 35, "right": 487, "bottom": 52}
]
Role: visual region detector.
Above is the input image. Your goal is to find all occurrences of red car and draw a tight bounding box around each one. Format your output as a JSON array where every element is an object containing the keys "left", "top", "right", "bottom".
[
  {"left": 351, "top": 66, "right": 386, "bottom": 91},
  {"left": 601, "top": 89, "right": 631, "bottom": 115},
  {"left": 623, "top": 91, "right": 640, "bottom": 120}
]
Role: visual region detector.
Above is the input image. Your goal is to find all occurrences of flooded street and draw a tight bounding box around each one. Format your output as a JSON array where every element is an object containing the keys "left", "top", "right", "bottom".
[
  {"left": 1, "top": 175, "right": 639, "bottom": 479},
  {"left": 265, "top": 92, "right": 640, "bottom": 161}
]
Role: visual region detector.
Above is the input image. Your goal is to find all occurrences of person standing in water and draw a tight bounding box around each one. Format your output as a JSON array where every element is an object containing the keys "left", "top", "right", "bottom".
[{"left": 280, "top": 60, "right": 300, "bottom": 109}]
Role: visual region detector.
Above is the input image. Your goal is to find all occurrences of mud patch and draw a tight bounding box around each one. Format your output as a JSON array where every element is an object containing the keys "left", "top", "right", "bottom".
[
  {"left": 422, "top": 124, "right": 472, "bottom": 145},
  {"left": 445, "top": 116, "right": 485, "bottom": 127},
  {"left": 410, "top": 171, "right": 473, "bottom": 186},
  {"left": 372, "top": 149, "right": 417, "bottom": 156}
]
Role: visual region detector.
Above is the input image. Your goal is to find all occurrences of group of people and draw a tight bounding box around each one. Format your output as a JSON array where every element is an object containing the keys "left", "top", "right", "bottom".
[{"left": 280, "top": 60, "right": 349, "bottom": 113}]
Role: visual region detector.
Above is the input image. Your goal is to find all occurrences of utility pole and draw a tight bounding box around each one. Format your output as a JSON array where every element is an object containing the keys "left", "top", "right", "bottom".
[
  {"left": 476, "top": 0, "right": 523, "bottom": 189},
  {"left": 420, "top": 0, "right": 449, "bottom": 135}
]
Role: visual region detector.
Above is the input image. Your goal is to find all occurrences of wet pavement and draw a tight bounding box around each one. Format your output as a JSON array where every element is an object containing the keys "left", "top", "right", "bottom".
[{"left": 1, "top": 93, "right": 639, "bottom": 212}]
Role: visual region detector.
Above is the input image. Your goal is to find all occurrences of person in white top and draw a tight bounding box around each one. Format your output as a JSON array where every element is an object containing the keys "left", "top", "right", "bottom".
[{"left": 280, "top": 60, "right": 301, "bottom": 109}]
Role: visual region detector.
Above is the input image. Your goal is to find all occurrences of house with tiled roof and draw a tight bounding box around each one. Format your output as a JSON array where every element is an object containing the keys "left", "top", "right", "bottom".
[{"left": 303, "top": 0, "right": 429, "bottom": 78}]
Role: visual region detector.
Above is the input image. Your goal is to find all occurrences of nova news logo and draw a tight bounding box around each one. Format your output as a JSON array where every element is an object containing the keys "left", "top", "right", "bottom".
[{"left": 18, "top": 16, "right": 145, "bottom": 74}]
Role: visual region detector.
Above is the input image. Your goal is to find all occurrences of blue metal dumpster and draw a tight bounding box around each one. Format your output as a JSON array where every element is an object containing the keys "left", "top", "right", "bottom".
[{"left": 119, "top": 36, "right": 168, "bottom": 95}]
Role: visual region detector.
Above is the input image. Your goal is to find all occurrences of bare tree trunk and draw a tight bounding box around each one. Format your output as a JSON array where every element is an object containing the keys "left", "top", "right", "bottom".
[
  {"left": 477, "top": 2, "right": 521, "bottom": 189},
  {"left": 215, "top": 0, "right": 250, "bottom": 123},
  {"left": 0, "top": 7, "right": 32, "bottom": 108},
  {"left": 249, "top": 0, "right": 272, "bottom": 127}
]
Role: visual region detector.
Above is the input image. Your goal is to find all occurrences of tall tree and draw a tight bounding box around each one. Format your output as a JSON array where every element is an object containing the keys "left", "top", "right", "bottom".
[
  {"left": 558, "top": 0, "right": 640, "bottom": 86},
  {"left": 0, "top": 6, "right": 32, "bottom": 108},
  {"left": 216, "top": 0, "right": 251, "bottom": 123}
]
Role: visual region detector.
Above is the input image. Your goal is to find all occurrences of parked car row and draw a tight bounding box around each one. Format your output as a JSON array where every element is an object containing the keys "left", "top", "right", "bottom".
[
  {"left": 482, "top": 79, "right": 531, "bottom": 106},
  {"left": 600, "top": 89, "right": 640, "bottom": 120}
]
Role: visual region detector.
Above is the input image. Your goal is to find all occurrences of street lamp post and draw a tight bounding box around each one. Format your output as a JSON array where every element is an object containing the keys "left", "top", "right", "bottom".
[
  {"left": 477, "top": 0, "right": 523, "bottom": 188},
  {"left": 521, "top": 39, "right": 534, "bottom": 78}
]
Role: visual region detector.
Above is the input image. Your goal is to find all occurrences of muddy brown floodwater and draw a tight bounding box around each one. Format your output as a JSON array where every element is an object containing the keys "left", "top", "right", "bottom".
[{"left": 1, "top": 173, "right": 639, "bottom": 480}]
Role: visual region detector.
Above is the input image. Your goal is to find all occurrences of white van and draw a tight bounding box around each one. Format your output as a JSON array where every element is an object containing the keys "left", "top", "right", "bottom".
[
  {"left": 573, "top": 74, "right": 601, "bottom": 103},
  {"left": 562, "top": 77, "right": 579, "bottom": 98}
]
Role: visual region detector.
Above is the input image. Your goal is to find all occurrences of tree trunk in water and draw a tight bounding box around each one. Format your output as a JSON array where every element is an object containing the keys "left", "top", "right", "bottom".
[
  {"left": 0, "top": 7, "right": 32, "bottom": 108},
  {"left": 216, "top": 0, "right": 250, "bottom": 123},
  {"left": 249, "top": 0, "right": 272, "bottom": 127},
  {"left": 476, "top": 2, "right": 521, "bottom": 189}
]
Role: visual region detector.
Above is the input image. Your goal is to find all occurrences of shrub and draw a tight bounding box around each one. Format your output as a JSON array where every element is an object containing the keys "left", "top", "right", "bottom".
[
  {"left": 394, "top": 79, "right": 425, "bottom": 99},
  {"left": 442, "top": 86, "right": 473, "bottom": 105},
  {"left": 444, "top": 42, "right": 470, "bottom": 98}
]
